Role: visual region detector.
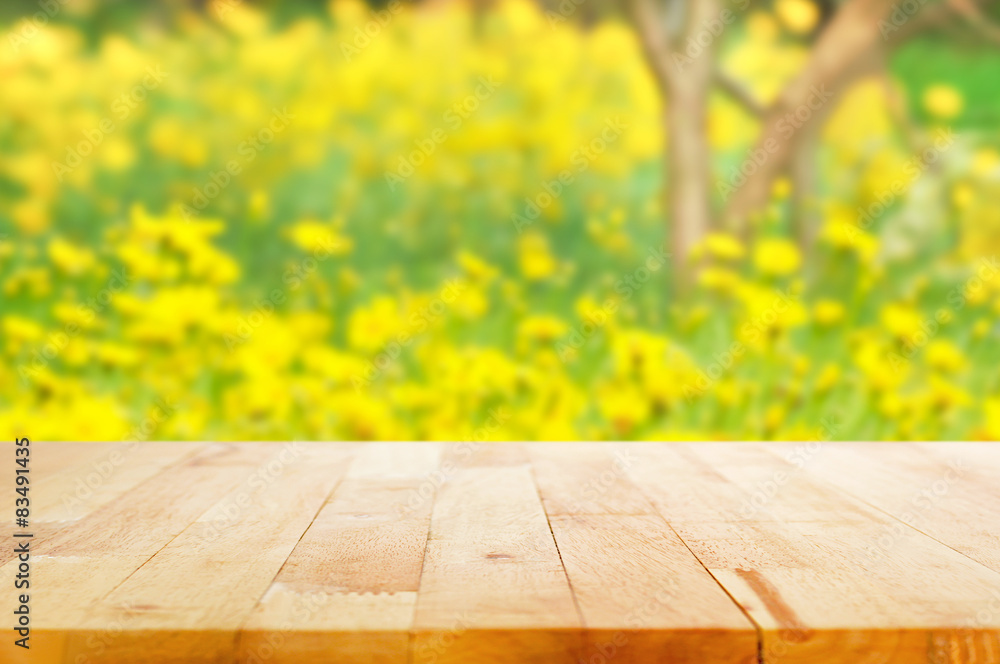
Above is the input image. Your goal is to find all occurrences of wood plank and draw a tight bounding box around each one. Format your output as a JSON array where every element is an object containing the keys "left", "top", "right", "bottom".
[
  {"left": 0, "top": 443, "right": 308, "bottom": 664},
  {"left": 240, "top": 443, "right": 441, "bottom": 664},
  {"left": 531, "top": 443, "right": 757, "bottom": 663},
  {"left": 413, "top": 458, "right": 582, "bottom": 664},
  {"left": 769, "top": 442, "right": 1000, "bottom": 576},
  {"left": 0, "top": 442, "right": 123, "bottom": 527},
  {"left": 62, "top": 443, "right": 353, "bottom": 664},
  {"left": 32, "top": 442, "right": 207, "bottom": 523},
  {"left": 0, "top": 443, "right": 133, "bottom": 566},
  {"left": 626, "top": 443, "right": 1000, "bottom": 664},
  {"left": 4, "top": 442, "right": 1000, "bottom": 664},
  {"left": 528, "top": 443, "right": 652, "bottom": 516}
]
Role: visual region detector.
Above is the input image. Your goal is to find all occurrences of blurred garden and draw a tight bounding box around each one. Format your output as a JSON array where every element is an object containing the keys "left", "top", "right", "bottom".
[{"left": 1, "top": 0, "right": 999, "bottom": 441}]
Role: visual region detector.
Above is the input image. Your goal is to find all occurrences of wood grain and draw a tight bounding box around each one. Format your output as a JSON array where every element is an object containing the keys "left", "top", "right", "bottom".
[
  {"left": 240, "top": 443, "right": 440, "bottom": 664},
  {"left": 627, "top": 443, "right": 1000, "bottom": 664},
  {"left": 774, "top": 442, "right": 1000, "bottom": 575},
  {"left": 413, "top": 460, "right": 582, "bottom": 664},
  {"left": 4, "top": 442, "right": 1000, "bottom": 664}
]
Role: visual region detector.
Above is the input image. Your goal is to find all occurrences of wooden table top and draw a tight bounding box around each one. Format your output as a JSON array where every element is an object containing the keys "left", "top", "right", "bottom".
[{"left": 3, "top": 442, "right": 999, "bottom": 664}]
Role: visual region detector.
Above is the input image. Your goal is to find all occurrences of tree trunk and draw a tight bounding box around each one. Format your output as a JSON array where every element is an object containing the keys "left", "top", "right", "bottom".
[
  {"left": 723, "top": 0, "right": 899, "bottom": 231},
  {"left": 790, "top": 119, "right": 820, "bottom": 256},
  {"left": 628, "top": 0, "right": 719, "bottom": 285},
  {"left": 667, "top": 64, "right": 713, "bottom": 282}
]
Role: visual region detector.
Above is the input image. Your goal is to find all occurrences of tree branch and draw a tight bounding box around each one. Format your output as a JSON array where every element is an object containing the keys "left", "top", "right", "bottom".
[
  {"left": 722, "top": 0, "right": 902, "bottom": 229},
  {"left": 714, "top": 69, "right": 766, "bottom": 117},
  {"left": 947, "top": 0, "right": 1000, "bottom": 43},
  {"left": 626, "top": 0, "right": 675, "bottom": 93}
]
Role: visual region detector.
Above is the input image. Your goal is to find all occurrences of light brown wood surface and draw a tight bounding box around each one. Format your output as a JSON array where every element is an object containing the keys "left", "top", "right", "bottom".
[{"left": 2, "top": 443, "right": 998, "bottom": 663}]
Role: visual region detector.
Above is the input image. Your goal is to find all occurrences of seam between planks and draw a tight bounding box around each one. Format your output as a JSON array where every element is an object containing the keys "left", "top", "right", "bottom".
[
  {"left": 758, "top": 443, "right": 1000, "bottom": 582},
  {"left": 667, "top": 523, "right": 765, "bottom": 664},
  {"left": 231, "top": 444, "right": 357, "bottom": 664},
  {"left": 89, "top": 443, "right": 214, "bottom": 602},
  {"left": 406, "top": 443, "right": 443, "bottom": 664},
  {"left": 526, "top": 454, "right": 588, "bottom": 636},
  {"left": 5, "top": 443, "right": 209, "bottom": 563},
  {"left": 626, "top": 445, "right": 767, "bottom": 664}
]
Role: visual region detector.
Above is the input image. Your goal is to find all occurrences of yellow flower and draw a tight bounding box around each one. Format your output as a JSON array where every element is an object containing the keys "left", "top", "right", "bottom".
[
  {"left": 348, "top": 296, "right": 400, "bottom": 352},
  {"left": 972, "top": 148, "right": 999, "bottom": 177},
  {"left": 518, "top": 315, "right": 569, "bottom": 345},
  {"left": 2, "top": 316, "right": 44, "bottom": 343},
  {"left": 820, "top": 217, "right": 879, "bottom": 264},
  {"left": 924, "top": 340, "right": 965, "bottom": 374},
  {"left": 703, "top": 232, "right": 746, "bottom": 261},
  {"left": 598, "top": 383, "right": 650, "bottom": 435},
  {"left": 854, "top": 338, "right": 907, "bottom": 391},
  {"left": 763, "top": 403, "right": 786, "bottom": 434},
  {"left": 813, "top": 299, "right": 846, "bottom": 326},
  {"left": 923, "top": 85, "right": 963, "bottom": 119},
  {"left": 775, "top": 0, "right": 819, "bottom": 34},
  {"left": 925, "top": 376, "right": 971, "bottom": 411},
  {"left": 951, "top": 183, "right": 974, "bottom": 209},
  {"left": 285, "top": 219, "right": 353, "bottom": 255},
  {"left": 880, "top": 303, "right": 923, "bottom": 339},
  {"left": 12, "top": 199, "right": 49, "bottom": 235},
  {"left": 815, "top": 363, "right": 840, "bottom": 393},
  {"left": 53, "top": 302, "right": 100, "bottom": 330},
  {"left": 458, "top": 251, "right": 499, "bottom": 283},
  {"left": 518, "top": 232, "right": 558, "bottom": 280},
  {"left": 985, "top": 398, "right": 1000, "bottom": 440},
  {"left": 48, "top": 238, "right": 96, "bottom": 276},
  {"left": 94, "top": 342, "right": 141, "bottom": 368},
  {"left": 249, "top": 190, "right": 270, "bottom": 222},
  {"left": 698, "top": 266, "right": 741, "bottom": 293},
  {"left": 753, "top": 238, "right": 801, "bottom": 277},
  {"left": 746, "top": 12, "right": 779, "bottom": 42},
  {"left": 771, "top": 176, "right": 792, "bottom": 200},
  {"left": 879, "top": 393, "right": 905, "bottom": 419}
]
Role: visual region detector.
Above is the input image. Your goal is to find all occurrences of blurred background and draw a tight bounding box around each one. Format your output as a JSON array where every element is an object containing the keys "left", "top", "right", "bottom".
[{"left": 1, "top": 0, "right": 999, "bottom": 441}]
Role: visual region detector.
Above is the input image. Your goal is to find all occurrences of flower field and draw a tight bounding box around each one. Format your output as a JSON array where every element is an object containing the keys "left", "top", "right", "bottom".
[{"left": 2, "top": 0, "right": 999, "bottom": 441}]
